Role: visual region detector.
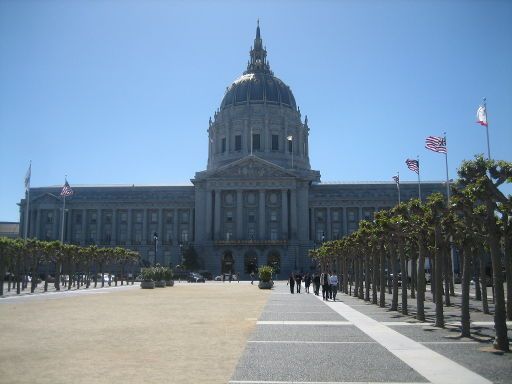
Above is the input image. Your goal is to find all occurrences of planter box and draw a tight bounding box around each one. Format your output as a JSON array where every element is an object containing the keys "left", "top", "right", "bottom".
[
  {"left": 155, "top": 280, "right": 166, "bottom": 288},
  {"left": 140, "top": 281, "right": 155, "bottom": 289},
  {"left": 258, "top": 281, "right": 273, "bottom": 289},
  {"left": 166, "top": 280, "right": 174, "bottom": 287}
]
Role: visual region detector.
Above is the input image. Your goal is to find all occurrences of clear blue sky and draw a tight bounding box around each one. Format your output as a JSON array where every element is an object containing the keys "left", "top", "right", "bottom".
[{"left": 1, "top": 0, "right": 511, "bottom": 222}]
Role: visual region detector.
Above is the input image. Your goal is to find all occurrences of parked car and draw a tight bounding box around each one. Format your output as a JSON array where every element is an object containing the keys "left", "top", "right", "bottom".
[
  {"left": 198, "top": 270, "right": 213, "bottom": 280},
  {"left": 188, "top": 272, "right": 205, "bottom": 283}
]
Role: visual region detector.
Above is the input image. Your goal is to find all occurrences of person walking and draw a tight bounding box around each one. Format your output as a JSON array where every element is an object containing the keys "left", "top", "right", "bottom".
[
  {"left": 313, "top": 273, "right": 320, "bottom": 296},
  {"left": 295, "top": 272, "right": 302, "bottom": 293},
  {"left": 330, "top": 272, "right": 339, "bottom": 301},
  {"left": 287, "top": 273, "right": 295, "bottom": 294},
  {"left": 320, "top": 272, "right": 330, "bottom": 301},
  {"left": 304, "top": 273, "right": 311, "bottom": 293},
  {"left": 250, "top": 271, "right": 255, "bottom": 285}
]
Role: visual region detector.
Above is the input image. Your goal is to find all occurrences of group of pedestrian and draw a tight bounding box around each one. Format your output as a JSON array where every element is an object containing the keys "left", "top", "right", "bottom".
[{"left": 288, "top": 271, "right": 340, "bottom": 300}]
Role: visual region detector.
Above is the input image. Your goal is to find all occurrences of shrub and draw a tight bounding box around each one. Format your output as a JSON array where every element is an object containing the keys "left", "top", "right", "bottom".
[
  {"left": 141, "top": 267, "right": 155, "bottom": 282},
  {"left": 258, "top": 265, "right": 273, "bottom": 282}
]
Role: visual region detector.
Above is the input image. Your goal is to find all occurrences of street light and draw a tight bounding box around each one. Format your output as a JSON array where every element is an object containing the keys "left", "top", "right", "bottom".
[
  {"left": 287, "top": 135, "right": 294, "bottom": 168},
  {"left": 153, "top": 232, "right": 158, "bottom": 265},
  {"left": 179, "top": 243, "right": 183, "bottom": 266}
]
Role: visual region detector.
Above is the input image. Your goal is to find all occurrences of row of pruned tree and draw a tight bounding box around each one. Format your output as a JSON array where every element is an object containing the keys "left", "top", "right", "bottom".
[
  {"left": 0, "top": 238, "right": 140, "bottom": 296},
  {"left": 311, "top": 155, "right": 511, "bottom": 352}
]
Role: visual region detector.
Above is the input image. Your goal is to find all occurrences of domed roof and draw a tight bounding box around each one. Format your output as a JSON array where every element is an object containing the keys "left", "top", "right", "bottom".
[
  {"left": 220, "top": 21, "right": 297, "bottom": 111},
  {"left": 220, "top": 72, "right": 296, "bottom": 110}
]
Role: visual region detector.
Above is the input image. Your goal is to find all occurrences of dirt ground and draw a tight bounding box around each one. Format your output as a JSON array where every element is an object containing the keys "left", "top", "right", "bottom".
[{"left": 0, "top": 282, "right": 270, "bottom": 384}]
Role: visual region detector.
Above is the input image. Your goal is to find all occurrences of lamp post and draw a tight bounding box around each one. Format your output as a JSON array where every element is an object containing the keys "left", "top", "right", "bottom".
[
  {"left": 179, "top": 243, "right": 183, "bottom": 266},
  {"left": 287, "top": 135, "right": 293, "bottom": 168},
  {"left": 153, "top": 232, "right": 158, "bottom": 265}
]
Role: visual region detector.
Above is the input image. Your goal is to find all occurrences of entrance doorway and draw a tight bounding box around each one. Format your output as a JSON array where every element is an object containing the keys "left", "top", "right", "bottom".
[
  {"left": 244, "top": 251, "right": 258, "bottom": 274},
  {"left": 221, "top": 250, "right": 234, "bottom": 274}
]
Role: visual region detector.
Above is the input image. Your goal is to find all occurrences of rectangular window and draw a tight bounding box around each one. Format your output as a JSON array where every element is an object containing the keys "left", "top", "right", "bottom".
[
  {"left": 270, "top": 228, "right": 278, "bottom": 240},
  {"left": 248, "top": 227, "right": 256, "bottom": 239},
  {"left": 225, "top": 231, "right": 232, "bottom": 240},
  {"left": 181, "top": 229, "right": 188, "bottom": 242},
  {"left": 221, "top": 137, "right": 226, "bottom": 153},
  {"left": 226, "top": 211, "right": 233, "bottom": 222},
  {"left": 235, "top": 135, "right": 242, "bottom": 151},
  {"left": 252, "top": 134, "right": 260, "bottom": 151},
  {"left": 270, "top": 210, "right": 277, "bottom": 222},
  {"left": 248, "top": 213, "right": 255, "bottom": 223},
  {"left": 151, "top": 212, "right": 158, "bottom": 223},
  {"left": 271, "top": 134, "right": 279, "bottom": 151}
]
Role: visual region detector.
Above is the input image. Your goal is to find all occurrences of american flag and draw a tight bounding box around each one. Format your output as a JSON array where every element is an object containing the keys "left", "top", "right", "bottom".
[
  {"left": 392, "top": 175, "right": 399, "bottom": 184},
  {"left": 406, "top": 159, "right": 419, "bottom": 174},
  {"left": 425, "top": 136, "right": 447, "bottom": 153},
  {"left": 60, "top": 180, "right": 74, "bottom": 196}
]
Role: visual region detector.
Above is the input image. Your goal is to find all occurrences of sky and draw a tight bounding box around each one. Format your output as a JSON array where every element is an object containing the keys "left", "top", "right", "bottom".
[{"left": 1, "top": 0, "right": 511, "bottom": 222}]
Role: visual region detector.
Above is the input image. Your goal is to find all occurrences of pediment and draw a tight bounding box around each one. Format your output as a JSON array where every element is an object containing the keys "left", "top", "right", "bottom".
[
  {"left": 32, "top": 192, "right": 61, "bottom": 203},
  {"left": 207, "top": 156, "right": 295, "bottom": 179}
]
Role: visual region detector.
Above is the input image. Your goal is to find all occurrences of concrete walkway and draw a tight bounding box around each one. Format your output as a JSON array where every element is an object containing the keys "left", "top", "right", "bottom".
[{"left": 230, "top": 282, "right": 511, "bottom": 384}]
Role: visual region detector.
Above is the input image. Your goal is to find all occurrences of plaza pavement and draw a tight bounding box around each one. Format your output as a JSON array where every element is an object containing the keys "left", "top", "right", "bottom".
[{"left": 0, "top": 281, "right": 511, "bottom": 384}]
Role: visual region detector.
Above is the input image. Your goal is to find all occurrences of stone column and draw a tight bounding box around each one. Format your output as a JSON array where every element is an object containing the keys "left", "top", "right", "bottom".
[
  {"left": 326, "top": 207, "right": 332, "bottom": 240},
  {"left": 311, "top": 208, "right": 316, "bottom": 242},
  {"left": 142, "top": 209, "right": 148, "bottom": 245},
  {"left": 290, "top": 188, "right": 298, "bottom": 240},
  {"left": 127, "top": 209, "right": 133, "bottom": 246},
  {"left": 258, "top": 190, "right": 265, "bottom": 239},
  {"left": 81, "top": 209, "right": 86, "bottom": 245},
  {"left": 205, "top": 190, "right": 213, "bottom": 241},
  {"left": 188, "top": 209, "right": 194, "bottom": 242},
  {"left": 281, "top": 189, "right": 288, "bottom": 239},
  {"left": 97, "top": 209, "right": 102, "bottom": 245},
  {"left": 342, "top": 207, "right": 347, "bottom": 236},
  {"left": 53, "top": 209, "right": 59, "bottom": 240},
  {"left": 158, "top": 208, "right": 164, "bottom": 245},
  {"left": 111, "top": 209, "right": 117, "bottom": 245},
  {"left": 173, "top": 209, "right": 179, "bottom": 243},
  {"left": 236, "top": 190, "right": 243, "bottom": 239},
  {"left": 214, "top": 190, "right": 221, "bottom": 240},
  {"left": 35, "top": 209, "right": 41, "bottom": 239},
  {"left": 66, "top": 209, "right": 72, "bottom": 243}
]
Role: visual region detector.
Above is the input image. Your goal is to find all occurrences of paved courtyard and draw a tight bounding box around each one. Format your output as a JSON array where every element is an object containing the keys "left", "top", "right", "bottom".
[{"left": 0, "top": 281, "right": 511, "bottom": 384}]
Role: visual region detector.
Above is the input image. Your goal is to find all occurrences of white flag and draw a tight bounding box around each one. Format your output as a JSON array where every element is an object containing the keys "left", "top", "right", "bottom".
[{"left": 476, "top": 105, "right": 487, "bottom": 126}]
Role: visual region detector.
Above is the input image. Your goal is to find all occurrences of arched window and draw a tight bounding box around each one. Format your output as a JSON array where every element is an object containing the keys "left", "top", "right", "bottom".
[
  {"left": 267, "top": 251, "right": 280, "bottom": 274},
  {"left": 221, "top": 250, "right": 234, "bottom": 274}
]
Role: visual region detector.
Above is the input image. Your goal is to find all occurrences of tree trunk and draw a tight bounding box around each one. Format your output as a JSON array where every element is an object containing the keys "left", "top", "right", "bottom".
[
  {"left": 100, "top": 264, "right": 105, "bottom": 288},
  {"left": 486, "top": 201, "right": 509, "bottom": 352},
  {"left": 431, "top": 256, "right": 436, "bottom": 302},
  {"left": 504, "top": 222, "right": 511, "bottom": 320},
  {"left": 473, "top": 251, "right": 481, "bottom": 301},
  {"left": 479, "top": 251, "right": 489, "bottom": 314},
  {"left": 359, "top": 257, "right": 364, "bottom": 299},
  {"left": 411, "top": 252, "right": 417, "bottom": 300},
  {"left": 417, "top": 239, "right": 426, "bottom": 322},
  {"left": 460, "top": 245, "right": 472, "bottom": 338},
  {"left": 390, "top": 245, "right": 398, "bottom": 311},
  {"left": 387, "top": 257, "right": 392, "bottom": 294},
  {"left": 448, "top": 246, "right": 455, "bottom": 296},
  {"left": 44, "top": 263, "right": 49, "bottom": 292},
  {"left": 399, "top": 241, "right": 408, "bottom": 315},
  {"left": 16, "top": 255, "right": 21, "bottom": 295},
  {"left": 55, "top": 261, "right": 61, "bottom": 291},
  {"left": 379, "top": 248, "right": 386, "bottom": 307},
  {"left": 364, "top": 252, "right": 370, "bottom": 301},
  {"left": 372, "top": 251, "right": 378, "bottom": 304},
  {"left": 434, "top": 224, "right": 444, "bottom": 328},
  {"left": 0, "top": 259, "right": 5, "bottom": 296},
  {"left": 30, "top": 258, "right": 38, "bottom": 293},
  {"left": 444, "top": 247, "right": 451, "bottom": 306}
]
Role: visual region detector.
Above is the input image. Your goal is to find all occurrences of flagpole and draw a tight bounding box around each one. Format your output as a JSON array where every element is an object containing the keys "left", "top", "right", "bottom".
[
  {"left": 60, "top": 176, "right": 67, "bottom": 243},
  {"left": 23, "top": 161, "right": 31, "bottom": 239},
  {"left": 484, "top": 98, "right": 491, "bottom": 160},
  {"left": 443, "top": 133, "right": 457, "bottom": 284},
  {"left": 250, "top": 126, "right": 253, "bottom": 156},
  {"left": 24, "top": 187, "right": 30, "bottom": 239},
  {"left": 397, "top": 172, "right": 401, "bottom": 204},
  {"left": 417, "top": 156, "right": 422, "bottom": 201}
]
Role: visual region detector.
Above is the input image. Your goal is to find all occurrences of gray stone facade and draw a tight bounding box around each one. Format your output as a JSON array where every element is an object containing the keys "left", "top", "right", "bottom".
[{"left": 18, "top": 24, "right": 446, "bottom": 278}]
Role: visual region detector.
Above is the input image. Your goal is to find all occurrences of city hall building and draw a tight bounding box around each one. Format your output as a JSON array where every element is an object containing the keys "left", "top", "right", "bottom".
[{"left": 19, "top": 25, "right": 445, "bottom": 278}]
